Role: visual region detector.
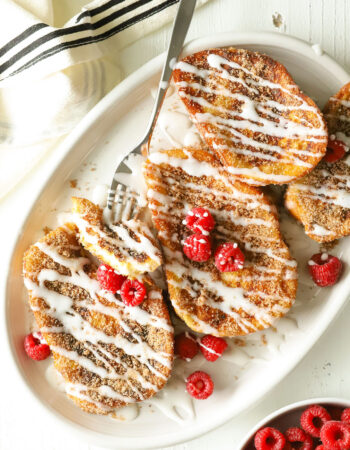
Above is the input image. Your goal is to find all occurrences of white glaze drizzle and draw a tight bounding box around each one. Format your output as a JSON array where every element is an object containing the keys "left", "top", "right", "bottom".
[
  {"left": 24, "top": 232, "right": 173, "bottom": 413},
  {"left": 145, "top": 148, "right": 297, "bottom": 335},
  {"left": 73, "top": 211, "right": 161, "bottom": 277},
  {"left": 329, "top": 97, "right": 350, "bottom": 109},
  {"left": 335, "top": 131, "right": 350, "bottom": 149},
  {"left": 174, "top": 52, "right": 327, "bottom": 183},
  {"left": 289, "top": 156, "right": 350, "bottom": 238},
  {"left": 309, "top": 96, "right": 350, "bottom": 230},
  {"left": 289, "top": 80, "right": 350, "bottom": 238},
  {"left": 310, "top": 224, "right": 336, "bottom": 237},
  {"left": 295, "top": 180, "right": 350, "bottom": 209}
]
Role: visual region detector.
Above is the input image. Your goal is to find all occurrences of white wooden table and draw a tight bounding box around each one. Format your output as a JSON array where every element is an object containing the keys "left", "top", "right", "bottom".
[{"left": 2, "top": 0, "right": 350, "bottom": 449}]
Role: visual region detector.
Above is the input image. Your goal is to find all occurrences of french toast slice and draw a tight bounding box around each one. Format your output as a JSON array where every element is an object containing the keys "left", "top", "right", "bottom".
[
  {"left": 172, "top": 48, "right": 327, "bottom": 186},
  {"left": 23, "top": 225, "right": 173, "bottom": 414},
  {"left": 143, "top": 146, "right": 297, "bottom": 337},
  {"left": 285, "top": 82, "right": 350, "bottom": 242},
  {"left": 72, "top": 197, "right": 162, "bottom": 276}
]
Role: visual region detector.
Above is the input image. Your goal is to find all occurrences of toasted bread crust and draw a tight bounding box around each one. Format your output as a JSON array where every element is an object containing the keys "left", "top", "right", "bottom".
[
  {"left": 144, "top": 147, "right": 297, "bottom": 337},
  {"left": 173, "top": 48, "right": 327, "bottom": 185},
  {"left": 23, "top": 225, "right": 173, "bottom": 414},
  {"left": 324, "top": 81, "right": 350, "bottom": 136},
  {"left": 72, "top": 197, "right": 162, "bottom": 276},
  {"left": 285, "top": 82, "right": 350, "bottom": 242}
]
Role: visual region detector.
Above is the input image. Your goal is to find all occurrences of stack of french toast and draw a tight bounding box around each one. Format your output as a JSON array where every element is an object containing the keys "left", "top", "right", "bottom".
[{"left": 22, "top": 47, "right": 350, "bottom": 414}]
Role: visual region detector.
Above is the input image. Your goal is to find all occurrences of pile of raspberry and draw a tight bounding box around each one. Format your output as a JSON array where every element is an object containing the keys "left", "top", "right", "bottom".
[
  {"left": 96, "top": 264, "right": 147, "bottom": 307},
  {"left": 183, "top": 207, "right": 245, "bottom": 272},
  {"left": 179, "top": 207, "right": 244, "bottom": 401},
  {"left": 253, "top": 404, "right": 350, "bottom": 449},
  {"left": 175, "top": 331, "right": 228, "bottom": 400}
]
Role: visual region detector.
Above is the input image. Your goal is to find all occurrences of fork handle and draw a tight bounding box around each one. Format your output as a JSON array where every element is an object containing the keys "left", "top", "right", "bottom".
[
  {"left": 104, "top": 0, "right": 196, "bottom": 217},
  {"left": 142, "top": 0, "right": 197, "bottom": 150}
]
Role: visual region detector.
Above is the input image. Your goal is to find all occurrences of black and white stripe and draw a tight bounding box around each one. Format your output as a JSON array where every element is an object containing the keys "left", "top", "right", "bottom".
[{"left": 0, "top": 0, "right": 179, "bottom": 81}]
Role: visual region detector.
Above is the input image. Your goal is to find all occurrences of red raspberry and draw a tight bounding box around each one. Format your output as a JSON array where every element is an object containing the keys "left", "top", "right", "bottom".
[
  {"left": 185, "top": 207, "right": 215, "bottom": 234},
  {"left": 120, "top": 279, "right": 146, "bottom": 307},
  {"left": 186, "top": 371, "right": 214, "bottom": 400},
  {"left": 174, "top": 332, "right": 199, "bottom": 360},
  {"left": 214, "top": 242, "right": 245, "bottom": 272},
  {"left": 285, "top": 427, "right": 313, "bottom": 449},
  {"left": 24, "top": 332, "right": 50, "bottom": 361},
  {"left": 200, "top": 335, "right": 227, "bottom": 362},
  {"left": 315, "top": 446, "right": 324, "bottom": 450},
  {"left": 320, "top": 420, "right": 350, "bottom": 449},
  {"left": 325, "top": 138, "right": 347, "bottom": 163},
  {"left": 342, "top": 408, "right": 350, "bottom": 424},
  {"left": 183, "top": 234, "right": 211, "bottom": 262},
  {"left": 301, "top": 404, "right": 331, "bottom": 437},
  {"left": 97, "top": 264, "right": 126, "bottom": 293},
  {"left": 308, "top": 253, "right": 342, "bottom": 287},
  {"left": 254, "top": 427, "right": 286, "bottom": 450}
]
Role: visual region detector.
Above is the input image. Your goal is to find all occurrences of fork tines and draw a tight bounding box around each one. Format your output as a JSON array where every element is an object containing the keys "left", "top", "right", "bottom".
[{"left": 107, "top": 184, "right": 139, "bottom": 223}]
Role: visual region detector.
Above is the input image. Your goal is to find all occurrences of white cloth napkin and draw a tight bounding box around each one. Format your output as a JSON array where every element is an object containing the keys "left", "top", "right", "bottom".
[{"left": 0, "top": 0, "right": 209, "bottom": 199}]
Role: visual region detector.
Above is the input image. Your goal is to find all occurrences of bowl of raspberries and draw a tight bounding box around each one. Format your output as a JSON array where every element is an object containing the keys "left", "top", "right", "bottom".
[{"left": 239, "top": 398, "right": 350, "bottom": 449}]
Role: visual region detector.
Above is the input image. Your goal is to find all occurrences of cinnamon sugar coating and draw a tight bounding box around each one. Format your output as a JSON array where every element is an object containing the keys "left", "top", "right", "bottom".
[
  {"left": 285, "top": 82, "right": 350, "bottom": 242},
  {"left": 72, "top": 197, "right": 162, "bottom": 276},
  {"left": 144, "top": 147, "right": 297, "bottom": 337},
  {"left": 173, "top": 48, "right": 327, "bottom": 186},
  {"left": 23, "top": 225, "right": 173, "bottom": 414}
]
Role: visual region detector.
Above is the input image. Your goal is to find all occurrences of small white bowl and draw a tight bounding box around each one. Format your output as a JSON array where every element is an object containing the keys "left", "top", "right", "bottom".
[{"left": 239, "top": 397, "right": 350, "bottom": 449}]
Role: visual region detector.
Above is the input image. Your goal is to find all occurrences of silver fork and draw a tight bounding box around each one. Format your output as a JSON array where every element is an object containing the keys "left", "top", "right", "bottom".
[{"left": 103, "top": 0, "right": 197, "bottom": 224}]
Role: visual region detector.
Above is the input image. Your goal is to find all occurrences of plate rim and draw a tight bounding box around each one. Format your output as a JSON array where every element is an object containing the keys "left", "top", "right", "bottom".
[{"left": 3, "top": 30, "right": 350, "bottom": 449}]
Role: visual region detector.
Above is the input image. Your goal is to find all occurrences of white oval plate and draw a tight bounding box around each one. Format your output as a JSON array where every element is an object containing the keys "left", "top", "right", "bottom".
[{"left": 4, "top": 32, "right": 350, "bottom": 449}]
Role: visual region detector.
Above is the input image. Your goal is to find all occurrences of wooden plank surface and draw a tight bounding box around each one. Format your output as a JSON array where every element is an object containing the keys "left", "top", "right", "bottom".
[{"left": 121, "top": 0, "right": 350, "bottom": 77}]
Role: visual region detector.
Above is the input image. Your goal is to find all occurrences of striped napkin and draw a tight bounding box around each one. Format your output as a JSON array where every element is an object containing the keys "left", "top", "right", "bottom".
[{"left": 0, "top": 0, "right": 209, "bottom": 198}]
